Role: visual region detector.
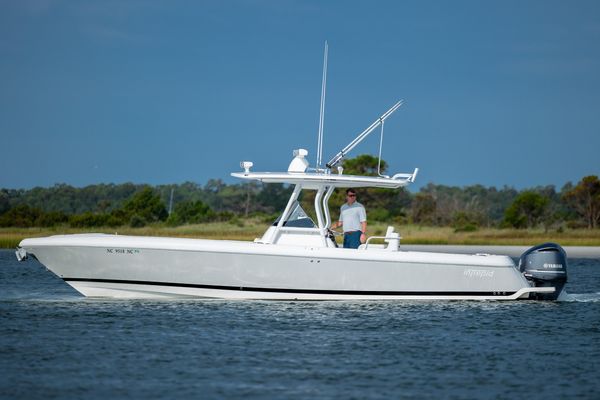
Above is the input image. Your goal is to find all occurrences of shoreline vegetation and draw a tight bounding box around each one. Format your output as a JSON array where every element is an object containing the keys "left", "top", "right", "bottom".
[{"left": 3, "top": 220, "right": 600, "bottom": 249}]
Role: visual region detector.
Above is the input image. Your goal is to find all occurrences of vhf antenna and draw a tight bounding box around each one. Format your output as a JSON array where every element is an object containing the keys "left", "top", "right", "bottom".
[{"left": 316, "top": 41, "right": 328, "bottom": 171}]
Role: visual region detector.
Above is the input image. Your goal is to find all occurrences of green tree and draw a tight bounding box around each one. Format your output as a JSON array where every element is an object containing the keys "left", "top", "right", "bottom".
[
  {"left": 342, "top": 154, "right": 387, "bottom": 176},
  {"left": 504, "top": 191, "right": 549, "bottom": 229},
  {"left": 69, "top": 212, "right": 111, "bottom": 228},
  {"left": 218, "top": 184, "right": 254, "bottom": 215},
  {"left": 411, "top": 192, "right": 436, "bottom": 225},
  {"left": 563, "top": 175, "right": 600, "bottom": 229},
  {"left": 122, "top": 187, "right": 168, "bottom": 227},
  {"left": 256, "top": 183, "right": 293, "bottom": 214},
  {"left": 37, "top": 211, "right": 69, "bottom": 227},
  {"left": 452, "top": 211, "right": 480, "bottom": 232},
  {"left": 0, "top": 204, "right": 42, "bottom": 227},
  {"left": 0, "top": 190, "right": 9, "bottom": 215},
  {"left": 167, "top": 200, "right": 215, "bottom": 226},
  {"left": 419, "top": 183, "right": 519, "bottom": 227}
]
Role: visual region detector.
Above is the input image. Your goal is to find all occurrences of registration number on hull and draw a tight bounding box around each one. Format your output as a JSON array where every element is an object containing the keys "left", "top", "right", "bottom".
[{"left": 106, "top": 248, "right": 140, "bottom": 255}]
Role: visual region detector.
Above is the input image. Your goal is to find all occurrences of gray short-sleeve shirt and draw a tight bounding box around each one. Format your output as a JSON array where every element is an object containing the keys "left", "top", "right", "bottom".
[{"left": 339, "top": 202, "right": 367, "bottom": 232}]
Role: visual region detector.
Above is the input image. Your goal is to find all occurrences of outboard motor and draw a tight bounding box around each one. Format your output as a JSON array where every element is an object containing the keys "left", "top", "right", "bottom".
[{"left": 518, "top": 242, "right": 568, "bottom": 300}]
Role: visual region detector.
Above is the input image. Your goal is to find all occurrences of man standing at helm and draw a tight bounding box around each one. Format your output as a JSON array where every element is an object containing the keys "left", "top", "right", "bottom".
[{"left": 331, "top": 188, "right": 367, "bottom": 249}]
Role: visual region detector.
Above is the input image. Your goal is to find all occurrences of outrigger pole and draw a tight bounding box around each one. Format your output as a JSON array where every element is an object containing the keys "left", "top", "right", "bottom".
[{"left": 325, "top": 100, "right": 403, "bottom": 170}]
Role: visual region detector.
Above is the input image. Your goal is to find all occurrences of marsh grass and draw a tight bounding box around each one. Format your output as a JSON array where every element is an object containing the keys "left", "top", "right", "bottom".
[{"left": 3, "top": 219, "right": 600, "bottom": 249}]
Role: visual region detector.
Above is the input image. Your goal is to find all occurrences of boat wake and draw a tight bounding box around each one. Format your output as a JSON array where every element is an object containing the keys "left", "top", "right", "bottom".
[{"left": 559, "top": 291, "right": 600, "bottom": 302}]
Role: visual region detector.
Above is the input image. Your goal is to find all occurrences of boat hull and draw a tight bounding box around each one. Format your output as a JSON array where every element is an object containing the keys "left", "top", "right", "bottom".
[
  {"left": 63, "top": 279, "right": 547, "bottom": 300},
  {"left": 19, "top": 234, "right": 554, "bottom": 300}
]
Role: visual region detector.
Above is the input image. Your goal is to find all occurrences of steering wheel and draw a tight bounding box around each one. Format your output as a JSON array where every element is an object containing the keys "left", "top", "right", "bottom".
[{"left": 326, "top": 228, "right": 342, "bottom": 248}]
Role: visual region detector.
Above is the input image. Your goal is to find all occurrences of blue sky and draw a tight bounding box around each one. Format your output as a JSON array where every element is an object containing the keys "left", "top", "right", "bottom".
[{"left": 1, "top": 0, "right": 599, "bottom": 191}]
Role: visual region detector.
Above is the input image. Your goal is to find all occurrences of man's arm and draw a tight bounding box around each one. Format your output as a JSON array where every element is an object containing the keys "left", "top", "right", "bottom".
[
  {"left": 332, "top": 206, "right": 343, "bottom": 229},
  {"left": 360, "top": 221, "right": 367, "bottom": 243},
  {"left": 359, "top": 205, "right": 367, "bottom": 242}
]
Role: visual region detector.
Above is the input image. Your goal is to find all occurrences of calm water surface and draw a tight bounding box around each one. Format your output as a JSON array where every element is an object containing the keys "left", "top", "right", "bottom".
[{"left": 1, "top": 249, "right": 599, "bottom": 399}]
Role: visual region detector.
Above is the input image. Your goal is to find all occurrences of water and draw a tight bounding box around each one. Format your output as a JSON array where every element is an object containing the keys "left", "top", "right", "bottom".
[{"left": 1, "top": 250, "right": 599, "bottom": 399}]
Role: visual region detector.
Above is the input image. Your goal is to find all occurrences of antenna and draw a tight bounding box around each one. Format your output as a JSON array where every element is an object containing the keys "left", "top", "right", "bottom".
[
  {"left": 168, "top": 187, "right": 174, "bottom": 215},
  {"left": 316, "top": 41, "right": 328, "bottom": 171}
]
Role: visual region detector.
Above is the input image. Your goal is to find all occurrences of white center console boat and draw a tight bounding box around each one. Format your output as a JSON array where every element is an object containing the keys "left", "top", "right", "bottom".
[
  {"left": 15, "top": 145, "right": 568, "bottom": 301},
  {"left": 15, "top": 44, "right": 568, "bottom": 300}
]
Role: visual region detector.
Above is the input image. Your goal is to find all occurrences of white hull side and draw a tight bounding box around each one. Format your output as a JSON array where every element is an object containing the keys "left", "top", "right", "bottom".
[{"left": 20, "top": 234, "right": 544, "bottom": 300}]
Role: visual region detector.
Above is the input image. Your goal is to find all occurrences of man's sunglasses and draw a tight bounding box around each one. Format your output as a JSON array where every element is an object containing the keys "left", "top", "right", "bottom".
[{"left": 347, "top": 194, "right": 356, "bottom": 197}]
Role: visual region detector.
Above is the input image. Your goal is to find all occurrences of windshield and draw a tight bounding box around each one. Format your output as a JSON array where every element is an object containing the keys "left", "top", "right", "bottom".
[{"left": 272, "top": 202, "right": 316, "bottom": 228}]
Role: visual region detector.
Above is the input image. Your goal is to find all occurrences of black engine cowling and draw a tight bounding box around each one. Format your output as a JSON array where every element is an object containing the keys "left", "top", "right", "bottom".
[{"left": 518, "top": 242, "right": 568, "bottom": 300}]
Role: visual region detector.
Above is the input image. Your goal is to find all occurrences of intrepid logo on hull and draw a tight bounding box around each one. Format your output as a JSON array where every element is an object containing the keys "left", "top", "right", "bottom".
[{"left": 464, "top": 269, "right": 494, "bottom": 278}]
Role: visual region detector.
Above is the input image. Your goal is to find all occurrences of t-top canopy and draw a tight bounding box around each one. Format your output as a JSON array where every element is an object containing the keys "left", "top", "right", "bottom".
[{"left": 231, "top": 170, "right": 417, "bottom": 189}]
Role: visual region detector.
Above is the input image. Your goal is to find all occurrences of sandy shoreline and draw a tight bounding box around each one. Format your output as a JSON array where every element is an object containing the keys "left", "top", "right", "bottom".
[{"left": 400, "top": 245, "right": 600, "bottom": 258}]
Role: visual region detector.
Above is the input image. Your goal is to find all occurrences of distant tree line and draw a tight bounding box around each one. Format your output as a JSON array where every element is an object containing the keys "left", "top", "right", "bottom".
[
  {"left": 0, "top": 181, "right": 293, "bottom": 228},
  {"left": 1, "top": 155, "right": 598, "bottom": 230}
]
